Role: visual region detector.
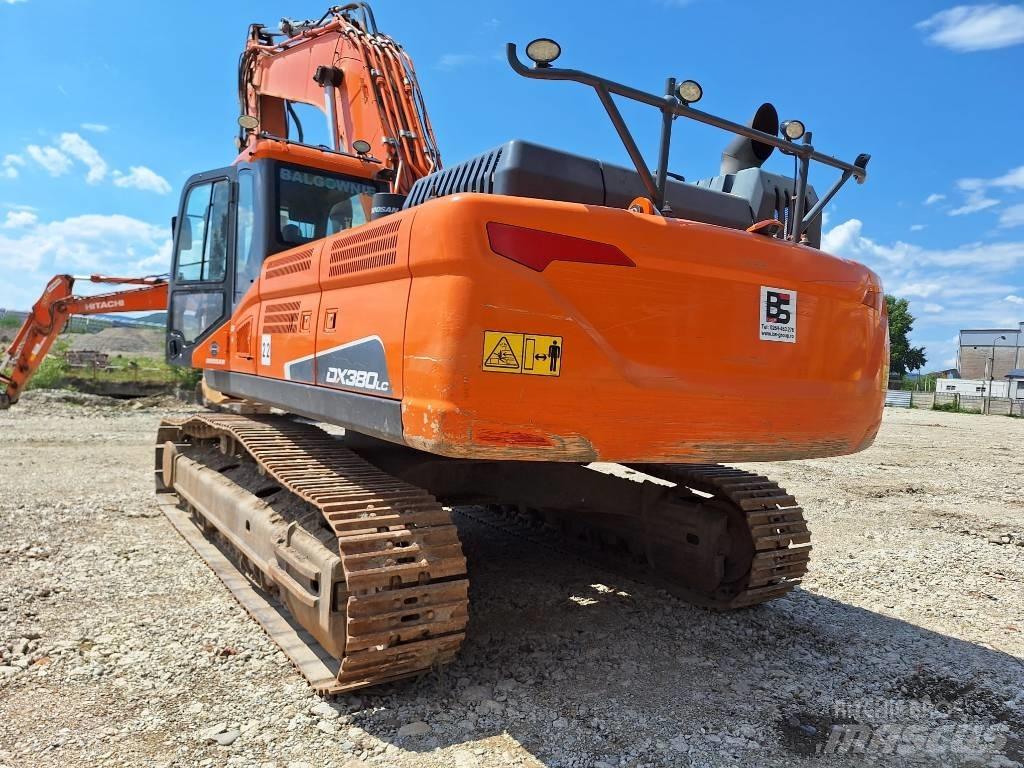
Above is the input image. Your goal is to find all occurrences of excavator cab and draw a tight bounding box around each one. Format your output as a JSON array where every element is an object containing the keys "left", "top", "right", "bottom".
[{"left": 166, "top": 158, "right": 384, "bottom": 366}]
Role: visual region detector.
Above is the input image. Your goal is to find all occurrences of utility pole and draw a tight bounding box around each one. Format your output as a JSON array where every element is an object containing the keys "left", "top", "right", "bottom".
[{"left": 986, "top": 335, "right": 1008, "bottom": 414}]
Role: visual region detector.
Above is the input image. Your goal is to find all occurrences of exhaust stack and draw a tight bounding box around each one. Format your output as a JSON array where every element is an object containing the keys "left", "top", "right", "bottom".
[{"left": 720, "top": 103, "right": 779, "bottom": 175}]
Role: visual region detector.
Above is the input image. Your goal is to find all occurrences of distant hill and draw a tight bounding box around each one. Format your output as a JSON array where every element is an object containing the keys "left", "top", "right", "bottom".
[{"left": 133, "top": 312, "right": 167, "bottom": 326}]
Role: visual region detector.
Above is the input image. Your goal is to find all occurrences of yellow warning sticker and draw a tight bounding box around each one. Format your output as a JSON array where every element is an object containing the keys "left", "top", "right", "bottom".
[{"left": 482, "top": 331, "right": 562, "bottom": 376}]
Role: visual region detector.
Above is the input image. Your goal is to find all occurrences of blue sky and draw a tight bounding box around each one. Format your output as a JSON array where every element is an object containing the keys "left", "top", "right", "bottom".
[{"left": 1, "top": 0, "right": 1022, "bottom": 369}]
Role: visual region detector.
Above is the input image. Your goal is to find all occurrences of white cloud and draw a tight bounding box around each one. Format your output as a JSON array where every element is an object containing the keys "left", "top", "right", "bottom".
[
  {"left": 0, "top": 213, "right": 170, "bottom": 307},
  {"left": 945, "top": 164, "right": 1024, "bottom": 217},
  {"left": 949, "top": 189, "right": 1000, "bottom": 215},
  {"left": 910, "top": 224, "right": 926, "bottom": 231},
  {"left": 990, "top": 165, "right": 1024, "bottom": 189},
  {"left": 1005, "top": 294, "right": 1024, "bottom": 305},
  {"left": 820, "top": 218, "right": 864, "bottom": 255},
  {"left": 58, "top": 132, "right": 107, "bottom": 184},
  {"left": 821, "top": 217, "right": 1024, "bottom": 366},
  {"left": 26, "top": 144, "right": 71, "bottom": 176},
  {"left": 2, "top": 0, "right": 28, "bottom": 5},
  {"left": 916, "top": 4, "right": 1024, "bottom": 51},
  {"left": 436, "top": 53, "right": 476, "bottom": 71},
  {"left": 80, "top": 123, "right": 109, "bottom": 133},
  {"left": 112, "top": 166, "right": 171, "bottom": 194},
  {"left": 949, "top": 176, "right": 999, "bottom": 215},
  {"left": 2, "top": 154, "right": 24, "bottom": 179},
  {"left": 999, "top": 203, "right": 1024, "bottom": 229},
  {"left": 923, "top": 193, "right": 946, "bottom": 205},
  {"left": 2, "top": 210, "right": 38, "bottom": 229}
]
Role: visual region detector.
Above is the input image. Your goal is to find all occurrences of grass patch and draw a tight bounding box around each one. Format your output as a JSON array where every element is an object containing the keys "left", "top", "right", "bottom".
[
  {"left": 11, "top": 342, "right": 200, "bottom": 393},
  {"left": 67, "top": 354, "right": 199, "bottom": 387},
  {"left": 25, "top": 340, "right": 72, "bottom": 390},
  {"left": 932, "top": 401, "right": 984, "bottom": 415}
]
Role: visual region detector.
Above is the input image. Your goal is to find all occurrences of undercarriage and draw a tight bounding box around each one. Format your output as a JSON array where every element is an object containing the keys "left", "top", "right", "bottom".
[{"left": 156, "top": 413, "right": 810, "bottom": 693}]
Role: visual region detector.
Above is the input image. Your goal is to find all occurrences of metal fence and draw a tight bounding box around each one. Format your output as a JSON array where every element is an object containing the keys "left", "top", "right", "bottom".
[{"left": 886, "top": 390, "right": 1024, "bottom": 416}]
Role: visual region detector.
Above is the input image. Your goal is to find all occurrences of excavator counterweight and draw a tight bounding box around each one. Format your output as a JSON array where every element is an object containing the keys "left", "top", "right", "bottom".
[{"left": 9, "top": 4, "right": 887, "bottom": 694}]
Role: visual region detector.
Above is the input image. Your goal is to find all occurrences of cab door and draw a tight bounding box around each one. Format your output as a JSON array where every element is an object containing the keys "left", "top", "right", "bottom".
[{"left": 166, "top": 167, "right": 237, "bottom": 366}]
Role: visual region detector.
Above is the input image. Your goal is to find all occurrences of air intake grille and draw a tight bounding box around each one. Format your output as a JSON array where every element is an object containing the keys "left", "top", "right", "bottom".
[
  {"left": 404, "top": 145, "right": 504, "bottom": 207},
  {"left": 262, "top": 301, "right": 301, "bottom": 335},
  {"left": 328, "top": 219, "right": 401, "bottom": 277},
  {"left": 264, "top": 248, "right": 313, "bottom": 280}
]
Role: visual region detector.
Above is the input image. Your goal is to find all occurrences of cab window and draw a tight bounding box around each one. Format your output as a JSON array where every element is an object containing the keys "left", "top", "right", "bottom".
[
  {"left": 276, "top": 165, "right": 376, "bottom": 245},
  {"left": 234, "top": 170, "right": 258, "bottom": 300},
  {"left": 170, "top": 293, "right": 224, "bottom": 343},
  {"left": 175, "top": 180, "right": 230, "bottom": 281}
]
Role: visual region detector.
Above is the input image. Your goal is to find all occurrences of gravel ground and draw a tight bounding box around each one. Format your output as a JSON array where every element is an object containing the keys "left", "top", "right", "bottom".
[{"left": 0, "top": 394, "right": 1021, "bottom": 768}]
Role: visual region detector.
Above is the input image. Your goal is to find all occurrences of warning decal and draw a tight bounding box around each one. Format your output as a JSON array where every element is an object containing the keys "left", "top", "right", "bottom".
[
  {"left": 482, "top": 331, "right": 562, "bottom": 376},
  {"left": 759, "top": 286, "right": 798, "bottom": 343},
  {"left": 483, "top": 335, "right": 521, "bottom": 369}
]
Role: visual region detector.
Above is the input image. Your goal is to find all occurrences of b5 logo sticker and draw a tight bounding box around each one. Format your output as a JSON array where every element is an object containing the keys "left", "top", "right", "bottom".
[{"left": 760, "top": 286, "right": 797, "bottom": 343}]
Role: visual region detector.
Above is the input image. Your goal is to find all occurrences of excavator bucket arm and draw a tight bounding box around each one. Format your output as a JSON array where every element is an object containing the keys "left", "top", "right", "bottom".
[
  {"left": 236, "top": 4, "right": 441, "bottom": 193},
  {"left": 0, "top": 274, "right": 168, "bottom": 408}
]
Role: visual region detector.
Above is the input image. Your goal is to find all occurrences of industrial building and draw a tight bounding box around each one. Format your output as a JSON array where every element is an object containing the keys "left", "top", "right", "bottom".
[{"left": 956, "top": 322, "right": 1024, "bottom": 379}]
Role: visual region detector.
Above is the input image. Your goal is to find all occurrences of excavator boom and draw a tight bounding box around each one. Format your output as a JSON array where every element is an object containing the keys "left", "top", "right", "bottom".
[
  {"left": 0, "top": 275, "right": 168, "bottom": 408},
  {"left": 236, "top": 4, "right": 440, "bottom": 193}
]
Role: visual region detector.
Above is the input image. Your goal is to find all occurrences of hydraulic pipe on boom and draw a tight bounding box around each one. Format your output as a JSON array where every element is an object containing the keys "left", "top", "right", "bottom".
[{"left": 0, "top": 274, "right": 168, "bottom": 409}]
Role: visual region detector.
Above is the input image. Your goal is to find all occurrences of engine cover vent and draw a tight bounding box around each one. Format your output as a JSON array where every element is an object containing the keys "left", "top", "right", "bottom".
[
  {"left": 264, "top": 248, "right": 314, "bottom": 280},
  {"left": 405, "top": 146, "right": 504, "bottom": 207},
  {"left": 402, "top": 140, "right": 760, "bottom": 234},
  {"left": 262, "top": 301, "right": 301, "bottom": 335},
  {"left": 327, "top": 219, "right": 401, "bottom": 277}
]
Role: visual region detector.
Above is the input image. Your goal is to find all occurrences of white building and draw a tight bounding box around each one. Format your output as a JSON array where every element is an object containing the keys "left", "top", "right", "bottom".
[{"left": 937, "top": 377, "right": 1024, "bottom": 399}]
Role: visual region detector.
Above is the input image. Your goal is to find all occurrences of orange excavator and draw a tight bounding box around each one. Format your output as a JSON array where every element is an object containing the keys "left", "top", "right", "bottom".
[
  {"left": 2, "top": 5, "right": 887, "bottom": 693},
  {"left": 0, "top": 275, "right": 168, "bottom": 408}
]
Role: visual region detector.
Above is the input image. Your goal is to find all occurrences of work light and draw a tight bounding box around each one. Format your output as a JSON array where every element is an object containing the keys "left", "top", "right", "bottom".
[
  {"left": 676, "top": 80, "right": 703, "bottom": 104},
  {"left": 525, "top": 38, "right": 561, "bottom": 67},
  {"left": 781, "top": 120, "right": 806, "bottom": 141}
]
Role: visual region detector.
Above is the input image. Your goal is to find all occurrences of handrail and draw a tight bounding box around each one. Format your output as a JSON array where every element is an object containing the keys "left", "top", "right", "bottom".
[{"left": 506, "top": 43, "right": 870, "bottom": 241}]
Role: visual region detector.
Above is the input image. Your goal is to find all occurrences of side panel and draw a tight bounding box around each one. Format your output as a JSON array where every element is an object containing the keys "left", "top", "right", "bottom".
[
  {"left": 311, "top": 216, "right": 411, "bottom": 399},
  {"left": 255, "top": 244, "right": 323, "bottom": 382}
]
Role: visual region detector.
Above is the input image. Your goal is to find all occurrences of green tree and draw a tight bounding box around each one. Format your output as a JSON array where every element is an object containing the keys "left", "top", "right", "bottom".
[{"left": 886, "top": 294, "right": 927, "bottom": 377}]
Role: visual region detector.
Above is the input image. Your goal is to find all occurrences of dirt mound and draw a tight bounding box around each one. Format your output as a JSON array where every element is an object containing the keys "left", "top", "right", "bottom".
[
  {"left": 67, "top": 326, "right": 163, "bottom": 357},
  {"left": 17, "top": 388, "right": 123, "bottom": 408}
]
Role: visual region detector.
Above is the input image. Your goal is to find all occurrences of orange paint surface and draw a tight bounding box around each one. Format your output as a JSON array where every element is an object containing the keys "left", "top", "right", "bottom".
[{"left": 195, "top": 193, "right": 887, "bottom": 464}]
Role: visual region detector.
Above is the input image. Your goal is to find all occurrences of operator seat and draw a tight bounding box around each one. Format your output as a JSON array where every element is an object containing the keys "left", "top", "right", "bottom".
[
  {"left": 282, "top": 223, "right": 306, "bottom": 244},
  {"left": 327, "top": 199, "right": 354, "bottom": 235}
]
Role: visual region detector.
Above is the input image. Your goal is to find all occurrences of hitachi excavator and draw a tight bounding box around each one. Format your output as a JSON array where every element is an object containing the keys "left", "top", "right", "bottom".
[{"left": 1, "top": 5, "right": 887, "bottom": 693}]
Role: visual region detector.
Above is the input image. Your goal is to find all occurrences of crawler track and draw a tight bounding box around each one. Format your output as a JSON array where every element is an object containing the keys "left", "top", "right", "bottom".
[
  {"left": 635, "top": 464, "right": 812, "bottom": 607},
  {"left": 461, "top": 464, "right": 811, "bottom": 609},
  {"left": 155, "top": 414, "right": 811, "bottom": 692},
  {"left": 155, "top": 413, "right": 468, "bottom": 694}
]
